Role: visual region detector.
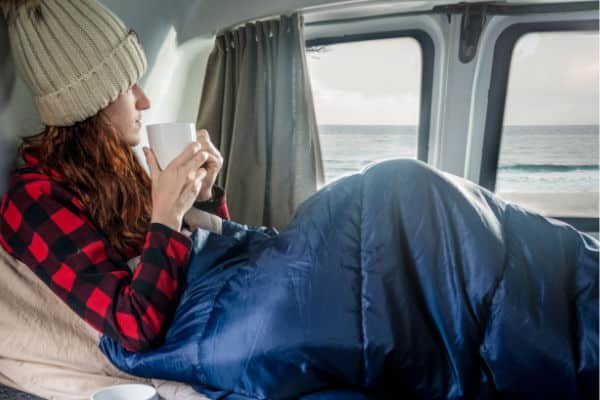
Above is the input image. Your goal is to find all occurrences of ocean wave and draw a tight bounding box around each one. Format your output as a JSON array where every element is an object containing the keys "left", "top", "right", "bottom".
[{"left": 498, "top": 164, "right": 599, "bottom": 172}]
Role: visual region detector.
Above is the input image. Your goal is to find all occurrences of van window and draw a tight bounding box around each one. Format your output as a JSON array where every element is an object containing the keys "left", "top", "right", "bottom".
[
  {"left": 306, "top": 37, "right": 422, "bottom": 184},
  {"left": 496, "top": 31, "right": 599, "bottom": 218}
]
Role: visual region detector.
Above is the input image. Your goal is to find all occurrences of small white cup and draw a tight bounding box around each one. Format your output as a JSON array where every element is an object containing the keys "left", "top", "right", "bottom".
[
  {"left": 147, "top": 122, "right": 196, "bottom": 170},
  {"left": 90, "top": 383, "right": 158, "bottom": 400}
]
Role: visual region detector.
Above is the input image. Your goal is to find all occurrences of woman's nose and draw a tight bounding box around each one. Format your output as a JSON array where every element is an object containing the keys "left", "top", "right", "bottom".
[{"left": 134, "top": 84, "right": 151, "bottom": 110}]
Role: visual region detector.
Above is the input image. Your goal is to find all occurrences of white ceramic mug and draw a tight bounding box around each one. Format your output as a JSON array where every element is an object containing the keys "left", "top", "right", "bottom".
[
  {"left": 90, "top": 384, "right": 158, "bottom": 400},
  {"left": 147, "top": 122, "right": 196, "bottom": 170}
]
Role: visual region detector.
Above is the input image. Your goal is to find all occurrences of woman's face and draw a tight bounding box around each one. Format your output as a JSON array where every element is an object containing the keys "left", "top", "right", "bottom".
[{"left": 103, "top": 84, "right": 151, "bottom": 146}]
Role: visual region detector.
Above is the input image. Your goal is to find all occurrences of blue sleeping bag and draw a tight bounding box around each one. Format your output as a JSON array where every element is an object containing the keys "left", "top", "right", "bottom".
[{"left": 101, "top": 159, "right": 598, "bottom": 399}]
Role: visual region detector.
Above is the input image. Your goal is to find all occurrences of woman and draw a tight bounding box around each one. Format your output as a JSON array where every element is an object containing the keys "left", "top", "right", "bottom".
[
  {"left": 0, "top": 0, "right": 227, "bottom": 353},
  {"left": 1, "top": 1, "right": 597, "bottom": 399}
]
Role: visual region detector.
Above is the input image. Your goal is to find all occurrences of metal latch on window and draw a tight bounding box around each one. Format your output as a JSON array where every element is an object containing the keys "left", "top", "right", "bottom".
[{"left": 459, "top": 3, "right": 489, "bottom": 63}]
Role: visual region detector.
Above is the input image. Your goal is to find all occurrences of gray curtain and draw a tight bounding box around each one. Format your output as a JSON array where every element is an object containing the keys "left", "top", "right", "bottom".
[{"left": 196, "top": 14, "right": 324, "bottom": 229}]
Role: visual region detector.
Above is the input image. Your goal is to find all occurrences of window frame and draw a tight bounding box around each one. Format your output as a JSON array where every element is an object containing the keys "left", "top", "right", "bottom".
[
  {"left": 305, "top": 29, "right": 434, "bottom": 162},
  {"left": 479, "top": 20, "right": 600, "bottom": 232}
]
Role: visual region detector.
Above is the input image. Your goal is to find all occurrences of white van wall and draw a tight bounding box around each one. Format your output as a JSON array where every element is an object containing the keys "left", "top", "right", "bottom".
[{"left": 132, "top": 27, "right": 214, "bottom": 170}]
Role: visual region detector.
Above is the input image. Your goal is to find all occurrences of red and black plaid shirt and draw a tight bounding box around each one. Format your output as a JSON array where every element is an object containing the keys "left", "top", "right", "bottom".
[{"left": 0, "top": 154, "right": 229, "bottom": 353}]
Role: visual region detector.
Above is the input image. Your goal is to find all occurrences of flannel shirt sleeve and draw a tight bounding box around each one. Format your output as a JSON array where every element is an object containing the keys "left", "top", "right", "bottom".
[
  {"left": 0, "top": 178, "right": 191, "bottom": 353},
  {"left": 193, "top": 185, "right": 230, "bottom": 220}
]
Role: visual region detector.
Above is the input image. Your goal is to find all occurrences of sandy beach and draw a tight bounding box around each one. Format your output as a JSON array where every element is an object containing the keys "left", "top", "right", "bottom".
[{"left": 498, "top": 192, "right": 599, "bottom": 218}]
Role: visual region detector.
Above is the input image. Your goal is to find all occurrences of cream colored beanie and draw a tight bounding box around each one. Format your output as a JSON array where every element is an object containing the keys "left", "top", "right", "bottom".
[{"left": 1, "top": 0, "right": 147, "bottom": 126}]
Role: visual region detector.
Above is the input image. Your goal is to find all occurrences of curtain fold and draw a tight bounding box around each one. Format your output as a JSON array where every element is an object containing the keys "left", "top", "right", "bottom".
[{"left": 196, "top": 14, "right": 324, "bottom": 229}]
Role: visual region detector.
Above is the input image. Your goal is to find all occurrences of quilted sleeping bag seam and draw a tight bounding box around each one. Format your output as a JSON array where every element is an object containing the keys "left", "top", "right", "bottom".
[
  {"left": 572, "top": 230, "right": 599, "bottom": 400},
  {"left": 358, "top": 170, "right": 367, "bottom": 388},
  {"left": 475, "top": 205, "right": 511, "bottom": 394},
  {"left": 193, "top": 267, "right": 253, "bottom": 394}
]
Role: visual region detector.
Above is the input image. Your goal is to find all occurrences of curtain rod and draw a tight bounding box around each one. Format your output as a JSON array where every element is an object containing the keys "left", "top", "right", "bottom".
[
  {"left": 213, "top": 0, "right": 374, "bottom": 36},
  {"left": 215, "top": 12, "right": 298, "bottom": 36}
]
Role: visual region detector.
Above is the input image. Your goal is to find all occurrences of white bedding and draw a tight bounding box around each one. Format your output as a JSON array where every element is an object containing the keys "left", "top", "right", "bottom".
[{"left": 0, "top": 246, "right": 207, "bottom": 400}]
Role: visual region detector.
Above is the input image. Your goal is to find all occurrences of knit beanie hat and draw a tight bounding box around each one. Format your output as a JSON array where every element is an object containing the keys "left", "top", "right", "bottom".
[{"left": 1, "top": 0, "right": 147, "bottom": 126}]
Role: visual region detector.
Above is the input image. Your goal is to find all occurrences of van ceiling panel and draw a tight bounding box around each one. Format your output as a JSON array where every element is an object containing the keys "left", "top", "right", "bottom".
[
  {"left": 303, "top": 0, "right": 596, "bottom": 25},
  {"left": 97, "top": 0, "right": 599, "bottom": 42}
]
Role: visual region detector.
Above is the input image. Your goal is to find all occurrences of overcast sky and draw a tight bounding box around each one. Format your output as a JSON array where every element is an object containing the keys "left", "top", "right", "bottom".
[{"left": 306, "top": 32, "right": 599, "bottom": 126}]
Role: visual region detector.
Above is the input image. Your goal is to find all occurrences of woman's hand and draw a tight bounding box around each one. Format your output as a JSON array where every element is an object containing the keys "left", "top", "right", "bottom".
[
  {"left": 144, "top": 143, "right": 210, "bottom": 232},
  {"left": 195, "top": 129, "right": 223, "bottom": 202}
]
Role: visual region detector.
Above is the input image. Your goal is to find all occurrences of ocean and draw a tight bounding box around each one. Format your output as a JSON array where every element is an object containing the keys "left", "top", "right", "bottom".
[{"left": 318, "top": 124, "right": 599, "bottom": 194}]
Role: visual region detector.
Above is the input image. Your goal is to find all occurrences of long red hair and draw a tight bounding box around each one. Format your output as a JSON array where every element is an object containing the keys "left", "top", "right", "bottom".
[{"left": 19, "top": 113, "right": 152, "bottom": 255}]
